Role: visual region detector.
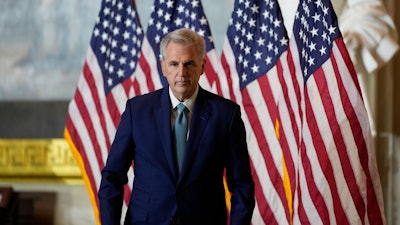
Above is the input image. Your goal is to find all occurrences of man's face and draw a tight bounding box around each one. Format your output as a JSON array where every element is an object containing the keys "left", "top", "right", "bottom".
[{"left": 161, "top": 42, "right": 205, "bottom": 102}]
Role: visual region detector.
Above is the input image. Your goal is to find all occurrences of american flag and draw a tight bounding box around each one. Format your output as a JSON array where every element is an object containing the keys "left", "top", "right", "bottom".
[
  {"left": 220, "top": 0, "right": 386, "bottom": 224},
  {"left": 64, "top": 0, "right": 143, "bottom": 223},
  {"left": 289, "top": 0, "right": 385, "bottom": 224},
  {"left": 219, "top": 0, "right": 298, "bottom": 224},
  {"left": 138, "top": 0, "right": 225, "bottom": 96}
]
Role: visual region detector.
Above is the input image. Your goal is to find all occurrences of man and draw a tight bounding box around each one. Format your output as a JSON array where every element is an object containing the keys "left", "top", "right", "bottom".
[{"left": 98, "top": 28, "right": 255, "bottom": 225}]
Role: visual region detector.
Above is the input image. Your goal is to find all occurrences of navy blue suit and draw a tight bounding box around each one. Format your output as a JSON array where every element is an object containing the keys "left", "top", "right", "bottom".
[{"left": 98, "top": 86, "right": 255, "bottom": 225}]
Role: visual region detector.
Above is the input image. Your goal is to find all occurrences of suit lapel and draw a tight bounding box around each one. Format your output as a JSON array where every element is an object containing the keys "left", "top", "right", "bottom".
[{"left": 155, "top": 88, "right": 178, "bottom": 180}]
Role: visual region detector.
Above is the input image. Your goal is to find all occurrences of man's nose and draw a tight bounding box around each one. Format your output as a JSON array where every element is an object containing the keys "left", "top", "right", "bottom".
[{"left": 177, "top": 64, "right": 186, "bottom": 76}]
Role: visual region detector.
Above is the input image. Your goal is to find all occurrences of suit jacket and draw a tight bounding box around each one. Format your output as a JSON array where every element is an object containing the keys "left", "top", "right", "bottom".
[{"left": 98, "top": 86, "right": 255, "bottom": 225}]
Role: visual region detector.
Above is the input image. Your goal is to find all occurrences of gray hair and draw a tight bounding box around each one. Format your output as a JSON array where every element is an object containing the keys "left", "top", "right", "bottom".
[{"left": 160, "top": 28, "right": 206, "bottom": 61}]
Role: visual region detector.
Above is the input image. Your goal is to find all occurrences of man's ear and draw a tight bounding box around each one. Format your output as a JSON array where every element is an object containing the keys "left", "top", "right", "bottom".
[
  {"left": 161, "top": 60, "right": 167, "bottom": 77},
  {"left": 201, "top": 58, "right": 206, "bottom": 74}
]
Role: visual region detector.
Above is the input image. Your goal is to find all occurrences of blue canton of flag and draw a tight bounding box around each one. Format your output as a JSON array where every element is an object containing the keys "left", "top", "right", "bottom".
[
  {"left": 293, "top": 0, "right": 341, "bottom": 80},
  {"left": 145, "top": 0, "right": 216, "bottom": 86},
  {"left": 91, "top": 0, "right": 144, "bottom": 94},
  {"left": 227, "top": 0, "right": 289, "bottom": 90}
]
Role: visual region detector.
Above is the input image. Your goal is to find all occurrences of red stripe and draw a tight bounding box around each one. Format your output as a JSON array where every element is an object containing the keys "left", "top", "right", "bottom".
[
  {"left": 277, "top": 56, "right": 300, "bottom": 149},
  {"left": 321, "top": 53, "right": 365, "bottom": 221},
  {"left": 66, "top": 115, "right": 100, "bottom": 208},
  {"left": 286, "top": 48, "right": 302, "bottom": 118},
  {"left": 106, "top": 93, "right": 121, "bottom": 130},
  {"left": 249, "top": 160, "right": 279, "bottom": 225},
  {"left": 73, "top": 87, "right": 105, "bottom": 172},
  {"left": 132, "top": 76, "right": 141, "bottom": 97},
  {"left": 138, "top": 50, "right": 155, "bottom": 92},
  {"left": 296, "top": 142, "right": 310, "bottom": 224},
  {"left": 220, "top": 51, "right": 236, "bottom": 102},
  {"left": 331, "top": 45, "right": 383, "bottom": 224},
  {"left": 83, "top": 63, "right": 112, "bottom": 152},
  {"left": 204, "top": 55, "right": 223, "bottom": 95},
  {"left": 241, "top": 87, "right": 291, "bottom": 223},
  {"left": 337, "top": 40, "right": 383, "bottom": 225},
  {"left": 303, "top": 85, "right": 349, "bottom": 225},
  {"left": 122, "top": 75, "right": 134, "bottom": 97},
  {"left": 335, "top": 38, "right": 362, "bottom": 97},
  {"left": 274, "top": 60, "right": 297, "bottom": 194}
]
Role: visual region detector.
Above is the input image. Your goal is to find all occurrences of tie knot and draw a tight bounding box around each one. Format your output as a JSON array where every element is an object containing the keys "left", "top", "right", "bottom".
[{"left": 177, "top": 103, "right": 186, "bottom": 113}]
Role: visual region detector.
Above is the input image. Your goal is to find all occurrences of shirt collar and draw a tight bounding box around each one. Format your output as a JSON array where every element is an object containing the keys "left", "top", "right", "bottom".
[{"left": 169, "top": 85, "right": 199, "bottom": 113}]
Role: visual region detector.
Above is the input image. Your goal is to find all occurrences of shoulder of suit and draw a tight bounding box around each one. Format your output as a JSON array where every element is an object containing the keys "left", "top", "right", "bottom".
[
  {"left": 200, "top": 88, "right": 239, "bottom": 109},
  {"left": 128, "top": 88, "right": 164, "bottom": 103}
]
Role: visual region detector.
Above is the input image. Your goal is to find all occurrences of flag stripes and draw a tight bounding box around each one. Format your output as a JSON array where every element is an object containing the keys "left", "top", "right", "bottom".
[{"left": 65, "top": 0, "right": 386, "bottom": 224}]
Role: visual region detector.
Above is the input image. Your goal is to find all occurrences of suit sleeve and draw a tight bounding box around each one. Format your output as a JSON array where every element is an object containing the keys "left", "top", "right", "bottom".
[
  {"left": 226, "top": 105, "right": 255, "bottom": 225},
  {"left": 98, "top": 100, "right": 135, "bottom": 225}
]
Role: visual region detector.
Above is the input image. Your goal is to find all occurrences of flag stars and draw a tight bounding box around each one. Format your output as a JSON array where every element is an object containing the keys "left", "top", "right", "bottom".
[
  {"left": 308, "top": 57, "right": 315, "bottom": 66},
  {"left": 107, "top": 77, "right": 113, "bottom": 87},
  {"left": 119, "top": 57, "right": 126, "bottom": 65},
  {"left": 254, "top": 50, "right": 262, "bottom": 59},
  {"left": 103, "top": 7, "right": 110, "bottom": 16},
  {"left": 251, "top": 4, "right": 259, "bottom": 13},
  {"left": 312, "top": 13, "right": 320, "bottom": 22},
  {"left": 280, "top": 37, "right": 288, "bottom": 46},
  {"left": 121, "top": 44, "right": 128, "bottom": 52},
  {"left": 273, "top": 18, "right": 281, "bottom": 27},
  {"left": 177, "top": 5, "right": 185, "bottom": 13},
  {"left": 129, "top": 61, "right": 135, "bottom": 69},
  {"left": 236, "top": 8, "right": 244, "bottom": 18},
  {"left": 267, "top": 42, "right": 273, "bottom": 51},
  {"left": 328, "top": 25, "right": 336, "bottom": 34},
  {"left": 115, "top": 14, "right": 122, "bottom": 23},
  {"left": 125, "top": 18, "right": 132, "bottom": 27},
  {"left": 175, "top": 18, "right": 183, "bottom": 26},
  {"left": 166, "top": 0, "right": 174, "bottom": 8},
  {"left": 248, "top": 18, "right": 256, "bottom": 27},
  {"left": 100, "top": 45, "right": 107, "bottom": 54},
  {"left": 199, "top": 16, "right": 207, "bottom": 25},
  {"left": 117, "top": 69, "right": 124, "bottom": 78},
  {"left": 117, "top": 2, "right": 123, "bottom": 10},
  {"left": 308, "top": 42, "right": 316, "bottom": 52},
  {"left": 257, "top": 37, "right": 265, "bottom": 46},
  {"left": 241, "top": 73, "right": 247, "bottom": 82},
  {"left": 310, "top": 27, "right": 318, "bottom": 37},
  {"left": 164, "top": 13, "right": 172, "bottom": 21},
  {"left": 244, "top": 46, "right": 251, "bottom": 55},
  {"left": 191, "top": 12, "right": 197, "bottom": 20},
  {"left": 246, "top": 32, "right": 253, "bottom": 41},
  {"left": 251, "top": 64, "right": 259, "bottom": 73},
  {"left": 94, "top": 28, "right": 100, "bottom": 37},
  {"left": 319, "top": 46, "right": 327, "bottom": 55},
  {"left": 265, "top": 56, "right": 272, "bottom": 65},
  {"left": 191, "top": 0, "right": 199, "bottom": 8}
]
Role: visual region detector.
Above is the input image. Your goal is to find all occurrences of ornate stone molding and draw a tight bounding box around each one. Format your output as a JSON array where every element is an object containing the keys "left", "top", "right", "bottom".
[{"left": 0, "top": 139, "right": 82, "bottom": 183}]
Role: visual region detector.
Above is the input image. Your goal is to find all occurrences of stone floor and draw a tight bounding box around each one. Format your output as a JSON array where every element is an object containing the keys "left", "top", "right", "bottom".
[{"left": 0, "top": 183, "right": 95, "bottom": 225}]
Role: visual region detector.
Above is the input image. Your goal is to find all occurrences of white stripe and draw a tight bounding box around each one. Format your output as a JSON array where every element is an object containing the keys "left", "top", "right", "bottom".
[
  {"left": 332, "top": 42, "right": 385, "bottom": 223},
  {"left": 222, "top": 45, "right": 290, "bottom": 224},
  {"left": 247, "top": 79, "right": 283, "bottom": 178},
  {"left": 221, "top": 37, "right": 243, "bottom": 104},
  {"left": 296, "top": 123, "right": 324, "bottom": 225},
  {"left": 140, "top": 37, "right": 163, "bottom": 90},
  {"left": 68, "top": 99, "right": 102, "bottom": 191},
  {"left": 86, "top": 47, "right": 117, "bottom": 162},
  {"left": 307, "top": 75, "right": 357, "bottom": 224},
  {"left": 251, "top": 201, "right": 266, "bottom": 225},
  {"left": 280, "top": 50, "right": 302, "bottom": 152}
]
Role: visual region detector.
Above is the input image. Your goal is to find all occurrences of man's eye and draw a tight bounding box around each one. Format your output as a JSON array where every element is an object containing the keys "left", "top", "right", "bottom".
[{"left": 185, "top": 62, "right": 195, "bottom": 67}]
